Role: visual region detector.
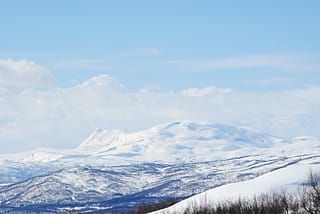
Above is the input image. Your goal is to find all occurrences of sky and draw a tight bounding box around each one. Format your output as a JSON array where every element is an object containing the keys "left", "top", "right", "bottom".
[{"left": 0, "top": 1, "right": 319, "bottom": 153}]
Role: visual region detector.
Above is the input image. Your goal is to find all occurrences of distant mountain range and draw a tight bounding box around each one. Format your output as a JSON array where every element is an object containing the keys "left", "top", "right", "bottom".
[{"left": 0, "top": 121, "right": 319, "bottom": 213}]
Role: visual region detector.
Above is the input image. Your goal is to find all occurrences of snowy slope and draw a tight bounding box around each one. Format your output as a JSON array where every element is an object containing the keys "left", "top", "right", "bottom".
[
  {"left": 0, "top": 121, "right": 279, "bottom": 165},
  {"left": 0, "top": 121, "right": 289, "bottom": 172},
  {"left": 74, "top": 121, "right": 320, "bottom": 165},
  {"left": 75, "top": 121, "right": 286, "bottom": 164},
  {"left": 2, "top": 154, "right": 319, "bottom": 212},
  {"left": 152, "top": 159, "right": 319, "bottom": 214},
  {"left": 0, "top": 121, "right": 297, "bottom": 184},
  {"left": 0, "top": 121, "right": 319, "bottom": 212},
  {"left": 0, "top": 121, "right": 319, "bottom": 181}
]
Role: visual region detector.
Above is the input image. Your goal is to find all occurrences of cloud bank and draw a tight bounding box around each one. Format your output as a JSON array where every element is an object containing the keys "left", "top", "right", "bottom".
[
  {"left": 0, "top": 73, "right": 319, "bottom": 153},
  {"left": 0, "top": 59, "right": 53, "bottom": 87}
]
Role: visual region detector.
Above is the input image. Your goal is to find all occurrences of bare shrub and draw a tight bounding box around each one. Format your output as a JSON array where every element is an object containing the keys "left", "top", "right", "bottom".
[{"left": 299, "top": 170, "right": 320, "bottom": 214}]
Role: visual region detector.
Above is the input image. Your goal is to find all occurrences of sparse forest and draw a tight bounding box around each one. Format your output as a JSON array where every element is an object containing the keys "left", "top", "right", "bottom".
[{"left": 127, "top": 170, "right": 320, "bottom": 214}]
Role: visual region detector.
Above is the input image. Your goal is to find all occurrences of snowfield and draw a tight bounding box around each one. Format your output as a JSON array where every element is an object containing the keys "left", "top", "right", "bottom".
[{"left": 0, "top": 121, "right": 319, "bottom": 212}]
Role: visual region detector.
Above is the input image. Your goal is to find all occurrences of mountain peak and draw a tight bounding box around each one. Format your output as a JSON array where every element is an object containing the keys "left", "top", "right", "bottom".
[
  {"left": 75, "top": 121, "right": 278, "bottom": 162},
  {"left": 77, "top": 128, "right": 125, "bottom": 151}
]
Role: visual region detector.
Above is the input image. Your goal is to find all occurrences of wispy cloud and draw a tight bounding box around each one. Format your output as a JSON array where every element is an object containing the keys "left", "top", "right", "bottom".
[
  {"left": 169, "top": 53, "right": 320, "bottom": 72},
  {"left": 51, "top": 58, "right": 114, "bottom": 70},
  {"left": 49, "top": 48, "right": 163, "bottom": 71},
  {"left": 242, "top": 77, "right": 295, "bottom": 85},
  {"left": 180, "top": 87, "right": 232, "bottom": 97},
  {"left": 135, "top": 48, "right": 162, "bottom": 56}
]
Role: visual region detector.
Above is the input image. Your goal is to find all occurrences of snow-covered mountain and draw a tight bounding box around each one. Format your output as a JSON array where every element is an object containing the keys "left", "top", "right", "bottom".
[
  {"left": 0, "top": 121, "right": 288, "bottom": 168},
  {"left": 0, "top": 121, "right": 319, "bottom": 212},
  {"left": 76, "top": 121, "right": 281, "bottom": 163}
]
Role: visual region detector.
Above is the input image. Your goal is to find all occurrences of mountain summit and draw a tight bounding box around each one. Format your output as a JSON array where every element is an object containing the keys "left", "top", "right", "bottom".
[{"left": 76, "top": 121, "right": 282, "bottom": 163}]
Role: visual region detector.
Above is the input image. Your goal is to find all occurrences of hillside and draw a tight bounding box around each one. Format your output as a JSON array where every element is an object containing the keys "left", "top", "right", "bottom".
[
  {"left": 0, "top": 121, "right": 319, "bottom": 212},
  {"left": 151, "top": 160, "right": 319, "bottom": 214}
]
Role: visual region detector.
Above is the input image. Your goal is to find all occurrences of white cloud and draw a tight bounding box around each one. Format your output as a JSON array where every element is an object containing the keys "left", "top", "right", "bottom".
[
  {"left": 0, "top": 59, "right": 54, "bottom": 87},
  {"left": 180, "top": 87, "right": 231, "bottom": 97},
  {"left": 0, "top": 74, "right": 319, "bottom": 152},
  {"left": 169, "top": 53, "right": 320, "bottom": 71}
]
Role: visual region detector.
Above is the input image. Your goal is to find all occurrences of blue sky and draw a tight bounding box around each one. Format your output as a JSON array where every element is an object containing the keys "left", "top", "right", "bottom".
[
  {"left": 1, "top": 0, "right": 319, "bottom": 90},
  {"left": 0, "top": 1, "right": 320, "bottom": 152}
]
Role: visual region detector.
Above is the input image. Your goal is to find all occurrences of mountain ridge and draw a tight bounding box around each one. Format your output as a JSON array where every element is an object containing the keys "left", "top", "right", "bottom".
[{"left": 0, "top": 121, "right": 319, "bottom": 212}]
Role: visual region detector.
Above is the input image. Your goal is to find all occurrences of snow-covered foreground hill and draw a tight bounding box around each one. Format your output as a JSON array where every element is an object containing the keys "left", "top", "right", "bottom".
[
  {"left": 0, "top": 121, "right": 319, "bottom": 212},
  {"left": 151, "top": 160, "right": 319, "bottom": 214}
]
